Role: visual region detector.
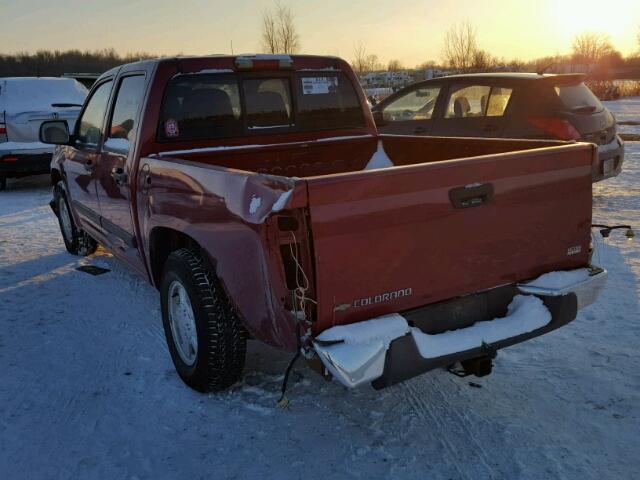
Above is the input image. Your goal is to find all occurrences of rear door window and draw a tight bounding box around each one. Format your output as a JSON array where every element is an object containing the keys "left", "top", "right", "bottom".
[
  {"left": 105, "top": 75, "right": 146, "bottom": 152},
  {"left": 159, "top": 75, "right": 242, "bottom": 141},
  {"left": 296, "top": 72, "right": 365, "bottom": 130},
  {"left": 382, "top": 86, "right": 441, "bottom": 122},
  {"left": 486, "top": 87, "right": 513, "bottom": 116},
  {"left": 554, "top": 83, "right": 603, "bottom": 113}
]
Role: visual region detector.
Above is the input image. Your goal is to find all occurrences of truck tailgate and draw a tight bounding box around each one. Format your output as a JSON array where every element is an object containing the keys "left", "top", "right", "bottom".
[{"left": 305, "top": 143, "right": 595, "bottom": 332}]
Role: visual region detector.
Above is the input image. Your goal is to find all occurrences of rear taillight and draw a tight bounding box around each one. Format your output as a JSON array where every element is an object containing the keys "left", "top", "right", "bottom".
[
  {"left": 0, "top": 124, "right": 7, "bottom": 143},
  {"left": 528, "top": 117, "right": 581, "bottom": 141}
]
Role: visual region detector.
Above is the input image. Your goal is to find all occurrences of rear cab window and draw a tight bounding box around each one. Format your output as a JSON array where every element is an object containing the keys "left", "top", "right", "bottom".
[
  {"left": 244, "top": 77, "right": 293, "bottom": 130},
  {"left": 158, "top": 70, "right": 365, "bottom": 142},
  {"left": 159, "top": 74, "right": 242, "bottom": 141},
  {"left": 295, "top": 72, "right": 364, "bottom": 130}
]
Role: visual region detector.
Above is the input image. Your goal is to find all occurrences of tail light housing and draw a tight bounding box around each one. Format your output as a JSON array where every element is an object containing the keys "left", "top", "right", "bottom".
[
  {"left": 234, "top": 55, "right": 293, "bottom": 70},
  {"left": 0, "top": 124, "right": 7, "bottom": 143},
  {"left": 528, "top": 117, "right": 581, "bottom": 141}
]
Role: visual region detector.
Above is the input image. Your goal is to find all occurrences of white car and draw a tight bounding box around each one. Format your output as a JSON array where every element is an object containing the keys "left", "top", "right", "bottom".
[{"left": 0, "top": 77, "right": 87, "bottom": 190}]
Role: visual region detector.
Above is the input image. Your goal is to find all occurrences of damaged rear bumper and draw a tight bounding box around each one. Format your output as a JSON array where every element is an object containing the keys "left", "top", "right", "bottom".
[{"left": 313, "top": 266, "right": 607, "bottom": 389}]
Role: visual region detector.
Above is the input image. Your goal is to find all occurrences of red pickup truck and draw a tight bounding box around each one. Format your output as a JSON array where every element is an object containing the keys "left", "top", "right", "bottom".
[{"left": 40, "top": 54, "right": 607, "bottom": 393}]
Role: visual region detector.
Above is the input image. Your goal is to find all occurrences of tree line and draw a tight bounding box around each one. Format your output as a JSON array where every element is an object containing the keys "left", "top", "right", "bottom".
[
  {"left": 0, "top": 48, "right": 155, "bottom": 77},
  {"left": 0, "top": 1, "right": 638, "bottom": 79}
]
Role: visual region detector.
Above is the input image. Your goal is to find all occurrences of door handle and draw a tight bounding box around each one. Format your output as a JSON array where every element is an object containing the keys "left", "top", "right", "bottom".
[
  {"left": 414, "top": 126, "right": 426, "bottom": 134},
  {"left": 111, "top": 166, "right": 128, "bottom": 186},
  {"left": 449, "top": 183, "right": 494, "bottom": 209},
  {"left": 483, "top": 124, "right": 499, "bottom": 132},
  {"left": 83, "top": 159, "right": 94, "bottom": 172}
]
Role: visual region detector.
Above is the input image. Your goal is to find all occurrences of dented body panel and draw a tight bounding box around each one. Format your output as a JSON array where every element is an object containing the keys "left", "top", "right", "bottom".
[{"left": 137, "top": 156, "right": 308, "bottom": 349}]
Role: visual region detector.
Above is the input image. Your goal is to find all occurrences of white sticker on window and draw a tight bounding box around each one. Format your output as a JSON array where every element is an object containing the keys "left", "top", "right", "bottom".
[{"left": 301, "top": 77, "right": 338, "bottom": 95}]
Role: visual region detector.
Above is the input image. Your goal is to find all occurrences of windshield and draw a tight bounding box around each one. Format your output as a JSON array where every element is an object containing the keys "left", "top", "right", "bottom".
[
  {"left": 554, "top": 83, "right": 604, "bottom": 113},
  {"left": 158, "top": 71, "right": 365, "bottom": 141}
]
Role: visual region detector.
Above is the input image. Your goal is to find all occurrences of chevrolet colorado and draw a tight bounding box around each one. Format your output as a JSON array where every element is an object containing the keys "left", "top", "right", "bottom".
[{"left": 40, "top": 54, "right": 607, "bottom": 393}]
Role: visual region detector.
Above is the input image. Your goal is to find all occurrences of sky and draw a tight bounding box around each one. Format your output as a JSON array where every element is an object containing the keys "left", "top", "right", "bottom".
[{"left": 0, "top": 0, "right": 638, "bottom": 66}]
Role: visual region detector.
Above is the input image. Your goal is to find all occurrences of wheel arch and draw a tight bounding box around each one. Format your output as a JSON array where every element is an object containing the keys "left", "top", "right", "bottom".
[{"left": 148, "top": 227, "right": 216, "bottom": 289}]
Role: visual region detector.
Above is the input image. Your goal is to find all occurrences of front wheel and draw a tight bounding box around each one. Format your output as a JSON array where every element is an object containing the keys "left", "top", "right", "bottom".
[
  {"left": 160, "top": 248, "right": 246, "bottom": 392},
  {"left": 54, "top": 181, "right": 97, "bottom": 256}
]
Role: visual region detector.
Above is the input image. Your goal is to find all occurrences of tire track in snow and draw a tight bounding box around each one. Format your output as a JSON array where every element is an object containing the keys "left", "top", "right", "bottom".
[{"left": 392, "top": 375, "right": 498, "bottom": 479}]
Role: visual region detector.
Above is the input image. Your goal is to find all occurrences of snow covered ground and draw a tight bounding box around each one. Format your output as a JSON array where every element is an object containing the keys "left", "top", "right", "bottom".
[
  {"left": 1, "top": 129, "right": 639, "bottom": 478},
  {"left": 605, "top": 96, "right": 640, "bottom": 137}
]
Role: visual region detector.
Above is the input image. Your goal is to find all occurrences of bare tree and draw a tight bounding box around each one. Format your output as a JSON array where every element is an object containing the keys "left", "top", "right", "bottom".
[
  {"left": 261, "top": 1, "right": 300, "bottom": 54},
  {"left": 387, "top": 59, "right": 403, "bottom": 72},
  {"left": 262, "top": 10, "right": 279, "bottom": 54},
  {"left": 352, "top": 42, "right": 369, "bottom": 77},
  {"left": 351, "top": 43, "right": 380, "bottom": 76},
  {"left": 442, "top": 22, "right": 479, "bottom": 72},
  {"left": 365, "top": 54, "right": 381, "bottom": 72},
  {"left": 572, "top": 32, "right": 615, "bottom": 64}
]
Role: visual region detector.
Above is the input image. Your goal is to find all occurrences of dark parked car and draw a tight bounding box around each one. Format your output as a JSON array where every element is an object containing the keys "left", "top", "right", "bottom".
[{"left": 372, "top": 73, "right": 624, "bottom": 182}]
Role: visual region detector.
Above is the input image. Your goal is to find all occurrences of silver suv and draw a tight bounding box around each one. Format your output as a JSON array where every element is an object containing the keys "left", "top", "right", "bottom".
[{"left": 0, "top": 77, "right": 87, "bottom": 190}]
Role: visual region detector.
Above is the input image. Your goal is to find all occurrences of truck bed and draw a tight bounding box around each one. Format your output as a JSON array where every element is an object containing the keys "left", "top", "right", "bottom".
[{"left": 146, "top": 135, "right": 595, "bottom": 343}]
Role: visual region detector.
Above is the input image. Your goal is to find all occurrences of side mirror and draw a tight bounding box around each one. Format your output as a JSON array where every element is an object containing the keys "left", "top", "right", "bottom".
[
  {"left": 40, "top": 120, "right": 70, "bottom": 145},
  {"left": 372, "top": 110, "right": 386, "bottom": 127}
]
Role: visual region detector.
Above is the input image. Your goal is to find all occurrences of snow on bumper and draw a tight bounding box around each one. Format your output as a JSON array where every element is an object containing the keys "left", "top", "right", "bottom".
[
  {"left": 313, "top": 266, "right": 607, "bottom": 388},
  {"left": 517, "top": 266, "right": 607, "bottom": 310}
]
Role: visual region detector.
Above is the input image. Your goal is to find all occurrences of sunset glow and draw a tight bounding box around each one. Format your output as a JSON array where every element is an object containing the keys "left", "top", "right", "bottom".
[{"left": 0, "top": 0, "right": 638, "bottom": 65}]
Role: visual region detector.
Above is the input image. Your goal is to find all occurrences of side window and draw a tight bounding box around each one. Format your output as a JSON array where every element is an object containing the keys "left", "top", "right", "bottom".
[
  {"left": 445, "top": 85, "right": 491, "bottom": 118},
  {"left": 243, "top": 78, "right": 293, "bottom": 130},
  {"left": 486, "top": 87, "right": 513, "bottom": 116},
  {"left": 76, "top": 80, "right": 113, "bottom": 146},
  {"left": 445, "top": 84, "right": 514, "bottom": 118},
  {"left": 383, "top": 86, "right": 440, "bottom": 122},
  {"left": 105, "top": 75, "right": 146, "bottom": 152}
]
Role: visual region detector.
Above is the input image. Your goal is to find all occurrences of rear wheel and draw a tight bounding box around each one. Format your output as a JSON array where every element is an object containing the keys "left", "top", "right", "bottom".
[
  {"left": 54, "top": 181, "right": 97, "bottom": 256},
  {"left": 160, "top": 248, "right": 246, "bottom": 392}
]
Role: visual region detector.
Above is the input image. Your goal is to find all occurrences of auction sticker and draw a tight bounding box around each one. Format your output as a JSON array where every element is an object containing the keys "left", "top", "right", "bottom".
[
  {"left": 301, "top": 77, "right": 338, "bottom": 95},
  {"left": 165, "top": 118, "right": 179, "bottom": 138}
]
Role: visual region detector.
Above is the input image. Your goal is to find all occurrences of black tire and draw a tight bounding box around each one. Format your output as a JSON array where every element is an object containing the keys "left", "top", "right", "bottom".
[
  {"left": 54, "top": 181, "right": 97, "bottom": 256},
  {"left": 160, "top": 248, "right": 246, "bottom": 392},
  {"left": 0, "top": 175, "right": 6, "bottom": 191}
]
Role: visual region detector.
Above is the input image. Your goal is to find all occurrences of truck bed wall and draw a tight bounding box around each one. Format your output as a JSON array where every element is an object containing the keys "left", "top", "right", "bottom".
[{"left": 156, "top": 135, "right": 568, "bottom": 179}]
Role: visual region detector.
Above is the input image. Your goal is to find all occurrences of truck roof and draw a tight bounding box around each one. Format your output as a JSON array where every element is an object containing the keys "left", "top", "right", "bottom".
[{"left": 97, "top": 54, "right": 346, "bottom": 80}]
